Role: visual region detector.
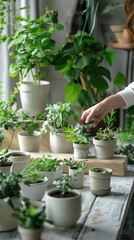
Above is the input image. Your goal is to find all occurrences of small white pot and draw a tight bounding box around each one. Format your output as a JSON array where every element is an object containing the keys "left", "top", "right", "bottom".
[
  {"left": 69, "top": 168, "right": 84, "bottom": 189},
  {"left": 9, "top": 151, "right": 30, "bottom": 174},
  {"left": 50, "top": 132, "right": 73, "bottom": 153},
  {"left": 45, "top": 189, "right": 81, "bottom": 229},
  {"left": 19, "top": 80, "right": 50, "bottom": 115},
  {"left": 93, "top": 137, "right": 117, "bottom": 159},
  {"left": 20, "top": 177, "right": 48, "bottom": 201},
  {"left": 73, "top": 143, "right": 90, "bottom": 160},
  {"left": 18, "top": 226, "right": 43, "bottom": 240},
  {"left": 18, "top": 131, "right": 41, "bottom": 152},
  {"left": 0, "top": 197, "right": 20, "bottom": 231},
  {"left": 89, "top": 167, "right": 112, "bottom": 196}
]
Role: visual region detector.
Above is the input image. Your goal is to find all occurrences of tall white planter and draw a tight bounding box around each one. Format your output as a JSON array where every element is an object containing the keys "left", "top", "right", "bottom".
[
  {"left": 89, "top": 167, "right": 112, "bottom": 196},
  {"left": 93, "top": 137, "right": 117, "bottom": 159},
  {"left": 19, "top": 81, "right": 50, "bottom": 115},
  {"left": 9, "top": 151, "right": 30, "bottom": 174},
  {"left": 0, "top": 197, "right": 20, "bottom": 231},
  {"left": 73, "top": 143, "right": 90, "bottom": 160},
  {"left": 45, "top": 189, "right": 81, "bottom": 228},
  {"left": 50, "top": 132, "right": 73, "bottom": 153},
  {"left": 18, "top": 131, "right": 41, "bottom": 152}
]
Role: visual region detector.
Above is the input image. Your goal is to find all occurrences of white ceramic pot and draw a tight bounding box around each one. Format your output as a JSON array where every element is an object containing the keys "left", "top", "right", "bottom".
[
  {"left": 9, "top": 151, "right": 30, "bottom": 174},
  {"left": 42, "top": 171, "right": 56, "bottom": 187},
  {"left": 93, "top": 137, "right": 117, "bottom": 159},
  {"left": 89, "top": 167, "right": 112, "bottom": 196},
  {"left": 0, "top": 197, "right": 20, "bottom": 231},
  {"left": 20, "top": 177, "right": 48, "bottom": 201},
  {"left": 19, "top": 80, "right": 50, "bottom": 115},
  {"left": 69, "top": 168, "right": 84, "bottom": 189},
  {"left": 45, "top": 189, "right": 81, "bottom": 228},
  {"left": 18, "top": 226, "right": 43, "bottom": 240},
  {"left": 0, "top": 162, "right": 12, "bottom": 174},
  {"left": 55, "top": 162, "right": 63, "bottom": 180},
  {"left": 73, "top": 143, "right": 90, "bottom": 160},
  {"left": 50, "top": 132, "right": 73, "bottom": 153},
  {"left": 18, "top": 131, "right": 42, "bottom": 152}
]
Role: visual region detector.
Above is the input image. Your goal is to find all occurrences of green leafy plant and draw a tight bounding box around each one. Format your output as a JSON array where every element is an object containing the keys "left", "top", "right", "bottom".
[
  {"left": 53, "top": 31, "right": 125, "bottom": 110},
  {"left": 57, "top": 175, "right": 73, "bottom": 197},
  {"left": 0, "top": 171, "right": 22, "bottom": 198},
  {"left": 8, "top": 197, "right": 48, "bottom": 229},
  {"left": 8, "top": 7, "right": 64, "bottom": 85},
  {"left": 64, "top": 157, "right": 87, "bottom": 173},
  {"left": 22, "top": 169, "right": 45, "bottom": 184},
  {"left": 0, "top": 148, "right": 11, "bottom": 166},
  {"left": 90, "top": 167, "right": 108, "bottom": 174},
  {"left": 64, "top": 124, "right": 89, "bottom": 144},
  {"left": 41, "top": 102, "right": 79, "bottom": 134},
  {"left": 95, "top": 110, "right": 117, "bottom": 140}
]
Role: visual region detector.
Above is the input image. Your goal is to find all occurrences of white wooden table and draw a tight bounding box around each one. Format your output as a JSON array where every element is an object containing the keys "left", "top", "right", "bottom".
[{"left": 0, "top": 165, "right": 134, "bottom": 240}]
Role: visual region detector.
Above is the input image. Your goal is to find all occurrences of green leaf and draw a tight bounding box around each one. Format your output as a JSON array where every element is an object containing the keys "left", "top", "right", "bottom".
[
  {"left": 113, "top": 72, "right": 126, "bottom": 87},
  {"left": 65, "top": 83, "right": 82, "bottom": 103},
  {"left": 78, "top": 89, "right": 97, "bottom": 109}
]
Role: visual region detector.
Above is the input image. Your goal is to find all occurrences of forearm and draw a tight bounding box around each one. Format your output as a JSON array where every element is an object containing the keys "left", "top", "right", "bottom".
[{"left": 102, "top": 93, "right": 126, "bottom": 111}]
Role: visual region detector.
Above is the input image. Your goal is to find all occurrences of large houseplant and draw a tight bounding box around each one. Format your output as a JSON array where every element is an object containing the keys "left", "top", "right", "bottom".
[
  {"left": 8, "top": 7, "right": 64, "bottom": 115},
  {"left": 53, "top": 30, "right": 125, "bottom": 110},
  {"left": 41, "top": 102, "right": 79, "bottom": 153}
]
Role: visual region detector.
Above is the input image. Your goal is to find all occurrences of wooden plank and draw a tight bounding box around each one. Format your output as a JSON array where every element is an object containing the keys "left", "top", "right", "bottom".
[
  {"left": 30, "top": 153, "right": 127, "bottom": 177},
  {"left": 77, "top": 176, "right": 134, "bottom": 240}
]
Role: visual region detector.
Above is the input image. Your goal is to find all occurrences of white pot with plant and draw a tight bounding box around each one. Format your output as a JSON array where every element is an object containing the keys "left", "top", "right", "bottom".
[
  {"left": 8, "top": 8, "right": 64, "bottom": 115},
  {"left": 7, "top": 197, "right": 49, "bottom": 240},
  {"left": 64, "top": 157, "right": 87, "bottom": 188},
  {"left": 0, "top": 171, "right": 22, "bottom": 231},
  {"left": 9, "top": 151, "right": 30, "bottom": 174},
  {"left": 41, "top": 102, "right": 79, "bottom": 153},
  {"left": 45, "top": 175, "right": 81, "bottom": 229},
  {"left": 20, "top": 169, "right": 48, "bottom": 201},
  {"left": 93, "top": 110, "right": 117, "bottom": 159},
  {"left": 89, "top": 167, "right": 112, "bottom": 196},
  {"left": 64, "top": 124, "right": 90, "bottom": 159}
]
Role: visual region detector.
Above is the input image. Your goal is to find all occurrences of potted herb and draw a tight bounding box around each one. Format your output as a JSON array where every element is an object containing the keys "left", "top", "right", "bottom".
[
  {"left": 45, "top": 175, "right": 81, "bottom": 228},
  {"left": 20, "top": 169, "right": 48, "bottom": 201},
  {"left": 89, "top": 167, "right": 112, "bottom": 196},
  {"left": 64, "top": 123, "right": 90, "bottom": 159},
  {"left": 93, "top": 110, "right": 117, "bottom": 159},
  {"left": 0, "top": 171, "right": 22, "bottom": 231},
  {"left": 64, "top": 157, "right": 87, "bottom": 188},
  {"left": 8, "top": 7, "right": 64, "bottom": 115},
  {"left": 8, "top": 197, "right": 47, "bottom": 240},
  {"left": 41, "top": 102, "right": 79, "bottom": 153}
]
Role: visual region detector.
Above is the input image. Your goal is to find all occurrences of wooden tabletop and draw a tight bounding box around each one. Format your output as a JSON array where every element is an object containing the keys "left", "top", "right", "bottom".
[{"left": 0, "top": 165, "right": 134, "bottom": 240}]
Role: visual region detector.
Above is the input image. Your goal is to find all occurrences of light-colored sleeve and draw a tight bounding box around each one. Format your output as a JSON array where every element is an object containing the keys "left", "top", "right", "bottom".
[{"left": 118, "top": 82, "right": 134, "bottom": 108}]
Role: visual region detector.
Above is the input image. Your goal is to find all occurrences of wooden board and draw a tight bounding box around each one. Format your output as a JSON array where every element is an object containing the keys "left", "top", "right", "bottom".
[{"left": 30, "top": 153, "right": 127, "bottom": 177}]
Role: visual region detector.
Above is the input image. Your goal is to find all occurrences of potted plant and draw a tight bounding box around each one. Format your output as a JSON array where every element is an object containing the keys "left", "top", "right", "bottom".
[
  {"left": 64, "top": 123, "right": 90, "bottom": 159},
  {"left": 0, "top": 148, "right": 12, "bottom": 174},
  {"left": 8, "top": 7, "right": 64, "bottom": 115},
  {"left": 45, "top": 175, "right": 81, "bottom": 228},
  {"left": 9, "top": 151, "right": 31, "bottom": 174},
  {"left": 64, "top": 157, "right": 87, "bottom": 188},
  {"left": 93, "top": 110, "right": 117, "bottom": 159},
  {"left": 24, "top": 155, "right": 62, "bottom": 187},
  {"left": 52, "top": 30, "right": 125, "bottom": 111},
  {"left": 8, "top": 197, "right": 48, "bottom": 240},
  {"left": 0, "top": 171, "right": 22, "bottom": 231},
  {"left": 41, "top": 102, "right": 79, "bottom": 153},
  {"left": 20, "top": 169, "right": 48, "bottom": 201},
  {"left": 89, "top": 167, "right": 112, "bottom": 196}
]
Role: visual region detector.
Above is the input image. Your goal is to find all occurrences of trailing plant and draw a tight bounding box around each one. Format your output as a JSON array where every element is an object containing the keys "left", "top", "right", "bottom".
[
  {"left": 64, "top": 124, "right": 90, "bottom": 144},
  {"left": 95, "top": 110, "right": 117, "bottom": 140},
  {"left": 64, "top": 157, "right": 87, "bottom": 173},
  {"left": 0, "top": 171, "right": 23, "bottom": 198},
  {"left": 8, "top": 197, "right": 48, "bottom": 229},
  {"left": 8, "top": 7, "right": 64, "bottom": 85},
  {"left": 41, "top": 102, "right": 79, "bottom": 134}
]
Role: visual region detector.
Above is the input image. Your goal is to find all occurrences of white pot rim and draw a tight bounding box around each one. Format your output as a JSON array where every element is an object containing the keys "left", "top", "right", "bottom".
[
  {"left": 18, "top": 131, "right": 41, "bottom": 137},
  {"left": 46, "top": 189, "right": 81, "bottom": 200}
]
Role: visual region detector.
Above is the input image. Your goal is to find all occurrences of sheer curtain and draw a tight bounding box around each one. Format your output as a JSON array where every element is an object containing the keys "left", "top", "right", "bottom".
[{"left": 0, "top": 0, "right": 78, "bottom": 103}]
